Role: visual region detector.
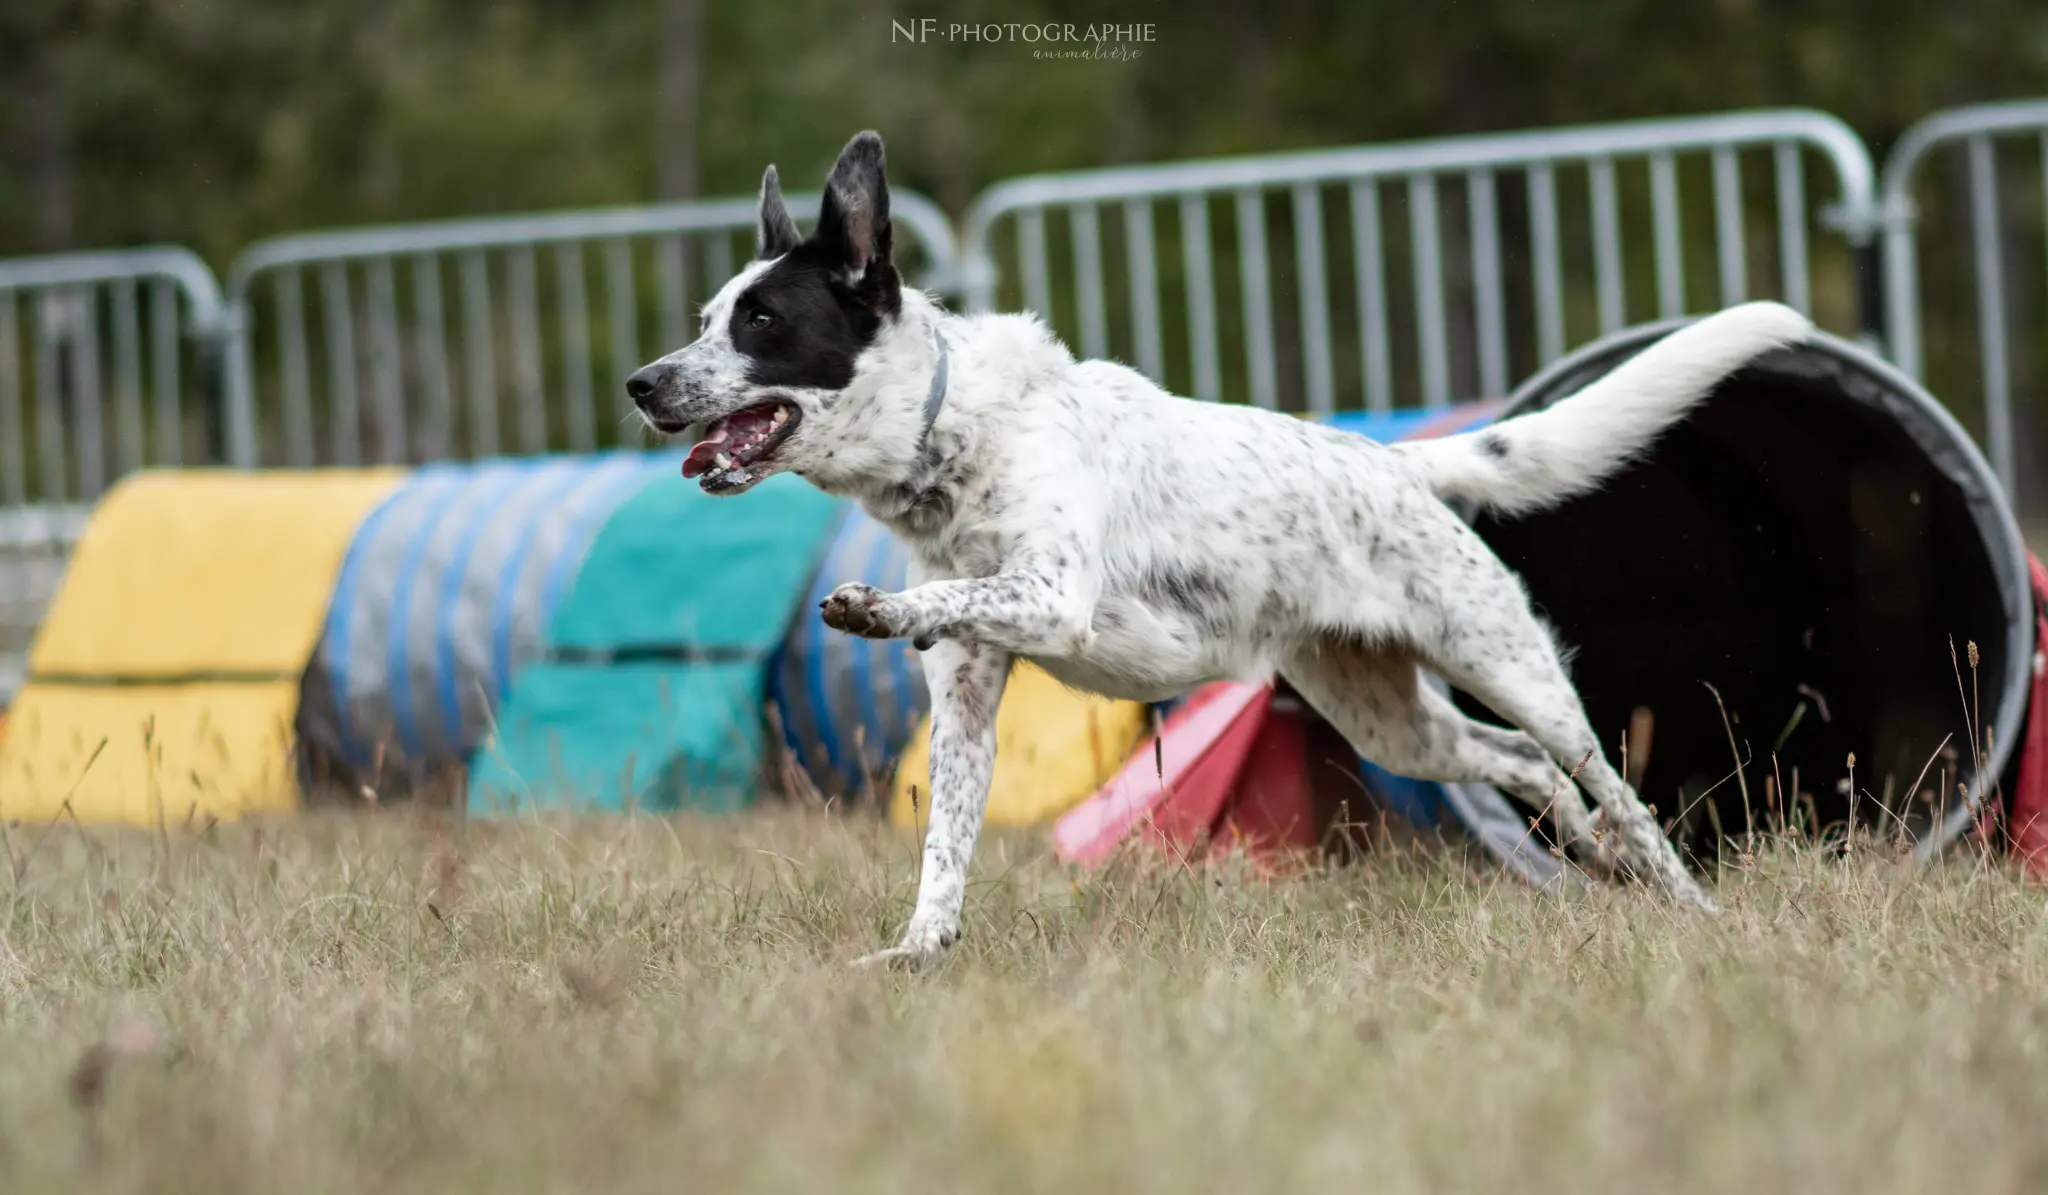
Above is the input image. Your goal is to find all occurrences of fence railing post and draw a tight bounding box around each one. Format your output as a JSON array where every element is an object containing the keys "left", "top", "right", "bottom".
[
  {"left": 959, "top": 109, "right": 1879, "bottom": 410},
  {"left": 214, "top": 297, "right": 257, "bottom": 468},
  {"left": 1876, "top": 98, "right": 2048, "bottom": 499}
]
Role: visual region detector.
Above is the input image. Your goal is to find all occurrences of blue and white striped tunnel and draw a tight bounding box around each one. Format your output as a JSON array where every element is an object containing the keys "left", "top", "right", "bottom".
[{"left": 301, "top": 451, "right": 672, "bottom": 774}]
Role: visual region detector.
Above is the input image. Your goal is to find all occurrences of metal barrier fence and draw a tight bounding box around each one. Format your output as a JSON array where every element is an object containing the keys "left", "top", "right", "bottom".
[
  {"left": 220, "top": 190, "right": 960, "bottom": 468},
  {"left": 961, "top": 109, "right": 1877, "bottom": 414},
  {"left": 0, "top": 246, "right": 227, "bottom": 694},
  {"left": 1880, "top": 99, "right": 2048, "bottom": 499}
]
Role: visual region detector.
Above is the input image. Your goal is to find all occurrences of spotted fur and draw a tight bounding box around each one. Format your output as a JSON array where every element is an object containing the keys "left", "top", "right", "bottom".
[{"left": 629, "top": 131, "right": 1815, "bottom": 967}]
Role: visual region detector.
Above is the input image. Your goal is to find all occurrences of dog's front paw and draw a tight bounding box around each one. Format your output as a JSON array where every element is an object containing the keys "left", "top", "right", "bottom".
[
  {"left": 820, "top": 582, "right": 906, "bottom": 640},
  {"left": 849, "top": 942, "right": 945, "bottom": 971},
  {"left": 849, "top": 919, "right": 958, "bottom": 971}
]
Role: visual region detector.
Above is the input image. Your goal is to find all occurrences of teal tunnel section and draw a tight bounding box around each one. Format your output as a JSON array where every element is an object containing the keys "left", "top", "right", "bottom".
[
  {"left": 296, "top": 451, "right": 673, "bottom": 796},
  {"left": 467, "top": 471, "right": 844, "bottom": 815}
]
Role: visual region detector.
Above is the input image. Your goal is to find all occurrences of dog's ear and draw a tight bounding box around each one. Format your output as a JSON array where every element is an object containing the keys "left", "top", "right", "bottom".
[
  {"left": 757, "top": 165, "right": 801, "bottom": 260},
  {"left": 816, "top": 131, "right": 897, "bottom": 295}
]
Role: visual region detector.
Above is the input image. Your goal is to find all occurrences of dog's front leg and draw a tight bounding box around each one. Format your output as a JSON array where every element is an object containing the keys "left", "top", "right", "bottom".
[
  {"left": 821, "top": 566, "right": 1088, "bottom": 657},
  {"left": 852, "top": 636, "right": 1011, "bottom": 971}
]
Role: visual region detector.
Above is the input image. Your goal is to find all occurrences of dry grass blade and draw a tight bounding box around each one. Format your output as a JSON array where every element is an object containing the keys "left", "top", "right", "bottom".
[
  {"left": 12, "top": 737, "right": 107, "bottom": 886},
  {"left": 1702, "top": 681, "right": 1755, "bottom": 839}
]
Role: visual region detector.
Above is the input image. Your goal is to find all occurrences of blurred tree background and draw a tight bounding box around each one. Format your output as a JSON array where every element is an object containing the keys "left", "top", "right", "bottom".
[{"left": 2, "top": 0, "right": 2044, "bottom": 262}]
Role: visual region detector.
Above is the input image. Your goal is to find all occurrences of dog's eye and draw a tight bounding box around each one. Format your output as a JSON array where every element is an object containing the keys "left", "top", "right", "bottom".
[{"left": 747, "top": 311, "right": 774, "bottom": 329}]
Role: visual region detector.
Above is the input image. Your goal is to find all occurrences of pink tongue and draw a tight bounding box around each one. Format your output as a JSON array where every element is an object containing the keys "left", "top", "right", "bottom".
[
  {"left": 681, "top": 430, "right": 725, "bottom": 478},
  {"left": 682, "top": 437, "right": 723, "bottom": 478},
  {"left": 680, "top": 408, "right": 778, "bottom": 478}
]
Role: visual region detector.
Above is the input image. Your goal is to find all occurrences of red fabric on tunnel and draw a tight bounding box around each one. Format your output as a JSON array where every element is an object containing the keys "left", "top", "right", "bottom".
[
  {"left": 1051, "top": 680, "right": 1384, "bottom": 869},
  {"left": 2008, "top": 553, "right": 2048, "bottom": 879}
]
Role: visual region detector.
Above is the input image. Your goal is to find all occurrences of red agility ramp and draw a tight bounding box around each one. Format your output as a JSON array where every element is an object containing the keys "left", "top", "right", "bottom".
[{"left": 1052, "top": 680, "right": 1369, "bottom": 868}]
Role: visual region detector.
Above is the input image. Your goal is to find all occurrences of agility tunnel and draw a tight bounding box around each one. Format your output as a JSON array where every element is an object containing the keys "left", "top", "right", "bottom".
[
  {"left": 0, "top": 470, "right": 402, "bottom": 823},
  {"left": 1060, "top": 317, "right": 2037, "bottom": 876},
  {"left": 1473, "top": 320, "right": 2032, "bottom": 866},
  {"left": 465, "top": 471, "right": 843, "bottom": 815},
  {"left": 295, "top": 452, "right": 671, "bottom": 799},
  {"left": 0, "top": 447, "right": 858, "bottom": 822}
]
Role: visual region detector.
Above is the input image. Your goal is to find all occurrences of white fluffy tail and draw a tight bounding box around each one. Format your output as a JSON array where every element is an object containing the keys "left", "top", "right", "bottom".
[{"left": 1396, "top": 300, "right": 1813, "bottom": 517}]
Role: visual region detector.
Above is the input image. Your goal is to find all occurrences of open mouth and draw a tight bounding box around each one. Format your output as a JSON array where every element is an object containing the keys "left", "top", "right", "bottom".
[{"left": 681, "top": 399, "right": 801, "bottom": 493}]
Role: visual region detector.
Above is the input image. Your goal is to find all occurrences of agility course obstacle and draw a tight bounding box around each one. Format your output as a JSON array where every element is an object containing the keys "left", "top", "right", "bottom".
[
  {"left": 1481, "top": 322, "right": 2033, "bottom": 865},
  {"left": 297, "top": 452, "right": 667, "bottom": 798},
  {"left": 0, "top": 470, "right": 403, "bottom": 822},
  {"left": 466, "top": 470, "right": 841, "bottom": 814}
]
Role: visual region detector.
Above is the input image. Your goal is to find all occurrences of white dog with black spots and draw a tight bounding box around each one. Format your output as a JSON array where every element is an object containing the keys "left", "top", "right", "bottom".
[{"left": 627, "top": 131, "right": 1814, "bottom": 968}]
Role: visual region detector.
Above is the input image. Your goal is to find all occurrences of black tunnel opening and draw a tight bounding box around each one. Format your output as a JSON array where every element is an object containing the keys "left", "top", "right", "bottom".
[{"left": 1457, "top": 325, "right": 2032, "bottom": 867}]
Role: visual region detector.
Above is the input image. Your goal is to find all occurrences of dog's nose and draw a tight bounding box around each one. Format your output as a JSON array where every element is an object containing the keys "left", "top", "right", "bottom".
[{"left": 625, "top": 364, "right": 667, "bottom": 408}]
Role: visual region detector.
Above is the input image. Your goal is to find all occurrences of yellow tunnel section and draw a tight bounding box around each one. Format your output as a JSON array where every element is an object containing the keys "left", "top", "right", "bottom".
[{"left": 0, "top": 469, "right": 403, "bottom": 824}]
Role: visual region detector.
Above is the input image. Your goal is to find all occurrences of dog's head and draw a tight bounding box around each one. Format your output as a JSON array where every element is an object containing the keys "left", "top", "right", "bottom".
[{"left": 627, "top": 131, "right": 913, "bottom": 495}]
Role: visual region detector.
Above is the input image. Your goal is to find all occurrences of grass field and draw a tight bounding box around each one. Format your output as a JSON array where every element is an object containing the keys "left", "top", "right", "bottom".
[{"left": 1, "top": 804, "right": 2045, "bottom": 1195}]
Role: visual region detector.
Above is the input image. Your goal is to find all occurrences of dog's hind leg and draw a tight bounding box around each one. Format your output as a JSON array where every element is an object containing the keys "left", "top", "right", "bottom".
[
  {"left": 852, "top": 636, "right": 1012, "bottom": 970},
  {"left": 1281, "top": 636, "right": 1618, "bottom": 875},
  {"left": 1421, "top": 604, "right": 1715, "bottom": 910}
]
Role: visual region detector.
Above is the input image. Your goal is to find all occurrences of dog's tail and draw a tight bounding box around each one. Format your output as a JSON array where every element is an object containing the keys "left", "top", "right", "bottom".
[{"left": 1394, "top": 300, "right": 1813, "bottom": 517}]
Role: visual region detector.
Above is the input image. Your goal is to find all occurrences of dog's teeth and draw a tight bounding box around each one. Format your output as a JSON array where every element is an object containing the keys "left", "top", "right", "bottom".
[
  {"left": 772, "top": 407, "right": 789, "bottom": 427},
  {"left": 713, "top": 452, "right": 732, "bottom": 470}
]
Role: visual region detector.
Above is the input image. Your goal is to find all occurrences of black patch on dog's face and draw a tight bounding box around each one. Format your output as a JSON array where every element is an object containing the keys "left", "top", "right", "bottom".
[
  {"left": 726, "top": 129, "right": 903, "bottom": 395},
  {"left": 728, "top": 244, "right": 885, "bottom": 392}
]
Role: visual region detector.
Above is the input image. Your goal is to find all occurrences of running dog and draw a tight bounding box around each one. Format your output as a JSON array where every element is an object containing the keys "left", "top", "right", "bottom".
[{"left": 626, "top": 131, "right": 1812, "bottom": 967}]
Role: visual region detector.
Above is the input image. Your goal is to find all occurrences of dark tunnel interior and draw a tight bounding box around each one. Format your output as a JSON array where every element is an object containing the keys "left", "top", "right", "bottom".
[{"left": 1460, "top": 360, "right": 2018, "bottom": 865}]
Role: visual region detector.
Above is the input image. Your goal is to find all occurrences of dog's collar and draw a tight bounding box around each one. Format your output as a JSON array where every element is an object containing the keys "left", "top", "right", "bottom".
[{"left": 914, "top": 326, "right": 949, "bottom": 459}]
